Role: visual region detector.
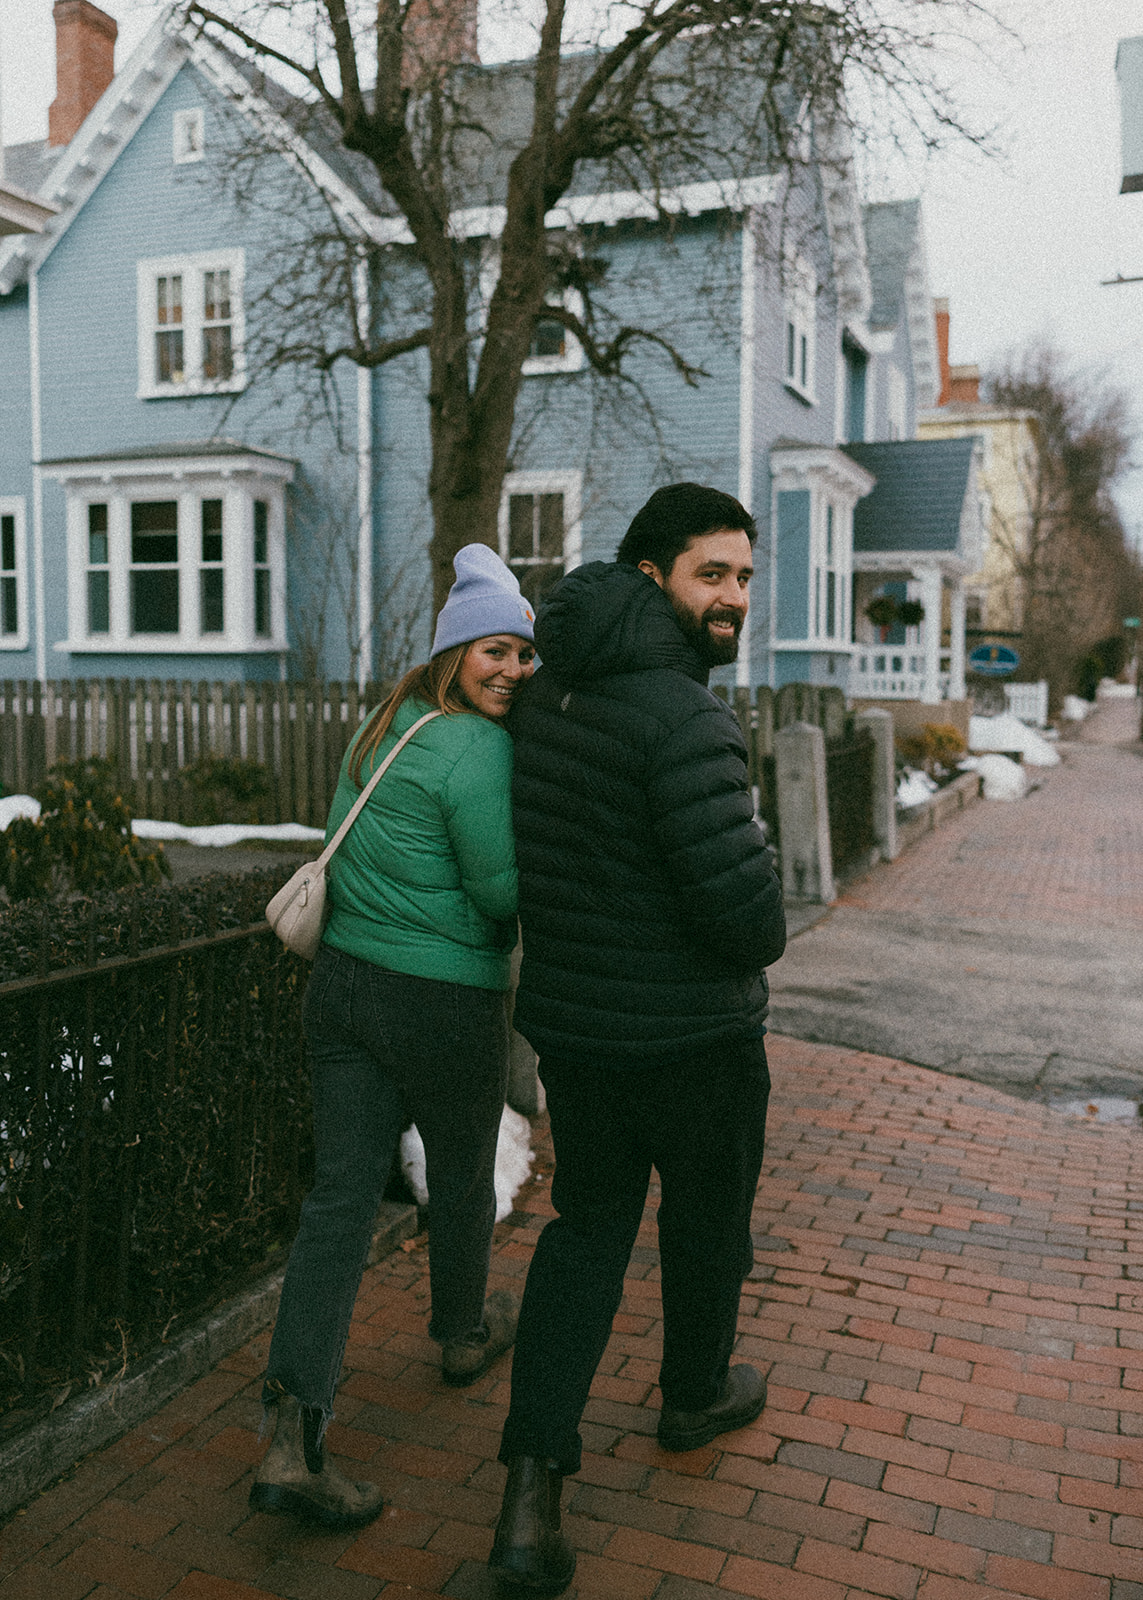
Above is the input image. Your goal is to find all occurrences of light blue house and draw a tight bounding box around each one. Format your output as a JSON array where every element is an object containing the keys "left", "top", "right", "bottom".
[{"left": 0, "top": 0, "right": 980, "bottom": 699}]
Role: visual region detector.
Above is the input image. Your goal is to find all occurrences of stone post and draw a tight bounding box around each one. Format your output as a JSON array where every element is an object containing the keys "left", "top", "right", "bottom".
[
  {"left": 855, "top": 707, "right": 898, "bottom": 862},
  {"left": 774, "top": 721, "right": 835, "bottom": 904}
]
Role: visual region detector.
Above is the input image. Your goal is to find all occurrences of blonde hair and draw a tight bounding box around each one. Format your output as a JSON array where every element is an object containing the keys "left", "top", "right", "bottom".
[{"left": 348, "top": 644, "right": 469, "bottom": 788}]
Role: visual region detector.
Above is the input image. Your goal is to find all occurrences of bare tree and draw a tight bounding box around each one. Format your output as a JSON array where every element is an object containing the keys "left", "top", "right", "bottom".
[
  {"left": 985, "top": 348, "right": 1142, "bottom": 707},
  {"left": 184, "top": 0, "right": 1005, "bottom": 612}
]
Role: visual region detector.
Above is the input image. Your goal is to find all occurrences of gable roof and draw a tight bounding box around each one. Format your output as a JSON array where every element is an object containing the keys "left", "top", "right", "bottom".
[{"left": 845, "top": 437, "right": 978, "bottom": 555}]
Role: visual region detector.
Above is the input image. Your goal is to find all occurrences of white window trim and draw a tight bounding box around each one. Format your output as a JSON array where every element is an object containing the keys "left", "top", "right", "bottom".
[
  {"left": 498, "top": 469, "right": 583, "bottom": 589},
  {"left": 808, "top": 495, "right": 852, "bottom": 647},
  {"left": 45, "top": 453, "right": 292, "bottom": 655},
  {"left": 769, "top": 445, "right": 873, "bottom": 654},
  {"left": 783, "top": 251, "right": 817, "bottom": 405},
  {"left": 0, "top": 496, "right": 29, "bottom": 651},
  {"left": 172, "top": 107, "right": 205, "bottom": 164},
  {"left": 886, "top": 363, "right": 906, "bottom": 442},
  {"left": 136, "top": 247, "right": 246, "bottom": 400}
]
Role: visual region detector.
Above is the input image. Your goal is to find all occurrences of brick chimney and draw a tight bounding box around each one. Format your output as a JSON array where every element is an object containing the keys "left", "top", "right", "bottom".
[
  {"left": 49, "top": 0, "right": 117, "bottom": 148},
  {"left": 402, "top": 0, "right": 479, "bottom": 85},
  {"left": 948, "top": 364, "right": 981, "bottom": 404},
  {"left": 934, "top": 296, "right": 951, "bottom": 405}
]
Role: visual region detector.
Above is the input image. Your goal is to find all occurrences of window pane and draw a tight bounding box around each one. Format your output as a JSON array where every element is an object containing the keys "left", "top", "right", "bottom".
[
  {"left": 156, "top": 328, "right": 184, "bottom": 384},
  {"left": 530, "top": 318, "right": 565, "bottom": 359},
  {"left": 132, "top": 570, "right": 179, "bottom": 633},
  {"left": 826, "top": 571, "right": 836, "bottom": 638},
  {"left": 1, "top": 514, "right": 14, "bottom": 572},
  {"left": 508, "top": 495, "right": 533, "bottom": 561},
  {"left": 253, "top": 500, "right": 268, "bottom": 565},
  {"left": 1, "top": 575, "right": 16, "bottom": 634},
  {"left": 800, "top": 333, "right": 808, "bottom": 388},
  {"left": 786, "top": 321, "right": 795, "bottom": 378},
  {"left": 87, "top": 569, "right": 110, "bottom": 634},
  {"left": 826, "top": 504, "right": 834, "bottom": 562},
  {"left": 131, "top": 501, "right": 178, "bottom": 564},
  {"left": 254, "top": 567, "right": 270, "bottom": 637},
  {"left": 88, "top": 503, "right": 108, "bottom": 564},
  {"left": 201, "top": 499, "right": 223, "bottom": 563},
  {"left": 200, "top": 568, "right": 224, "bottom": 633},
  {"left": 537, "top": 494, "right": 564, "bottom": 560},
  {"left": 204, "top": 269, "right": 230, "bottom": 321},
  {"left": 203, "top": 324, "right": 233, "bottom": 382},
  {"left": 157, "top": 274, "right": 182, "bottom": 325}
]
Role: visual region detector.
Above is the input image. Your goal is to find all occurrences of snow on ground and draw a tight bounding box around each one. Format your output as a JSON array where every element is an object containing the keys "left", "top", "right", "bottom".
[
  {"left": 131, "top": 819, "right": 324, "bottom": 846},
  {"left": 0, "top": 795, "right": 42, "bottom": 829},
  {"left": 896, "top": 770, "right": 938, "bottom": 809},
  {"left": 400, "top": 1106, "right": 534, "bottom": 1223},
  {"left": 1062, "top": 695, "right": 1091, "bottom": 721},
  {"left": 968, "top": 712, "right": 1061, "bottom": 767},
  {"left": 1098, "top": 679, "right": 1137, "bottom": 698},
  {"left": 959, "top": 753, "right": 1028, "bottom": 801}
]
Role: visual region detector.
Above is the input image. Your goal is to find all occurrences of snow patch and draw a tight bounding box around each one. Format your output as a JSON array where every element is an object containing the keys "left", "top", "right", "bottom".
[
  {"left": 0, "top": 795, "right": 41, "bottom": 830},
  {"left": 400, "top": 1106, "right": 534, "bottom": 1223},
  {"left": 1061, "top": 696, "right": 1090, "bottom": 721},
  {"left": 132, "top": 820, "right": 325, "bottom": 846},
  {"left": 961, "top": 753, "right": 1028, "bottom": 801},
  {"left": 1098, "top": 679, "right": 1137, "bottom": 699},
  {"left": 896, "top": 769, "right": 937, "bottom": 809},
  {"left": 968, "top": 713, "right": 1061, "bottom": 767}
]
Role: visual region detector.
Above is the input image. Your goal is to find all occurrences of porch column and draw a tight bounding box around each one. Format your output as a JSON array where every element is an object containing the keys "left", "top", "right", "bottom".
[
  {"left": 949, "top": 575, "right": 967, "bottom": 700},
  {"left": 919, "top": 566, "right": 942, "bottom": 704}
]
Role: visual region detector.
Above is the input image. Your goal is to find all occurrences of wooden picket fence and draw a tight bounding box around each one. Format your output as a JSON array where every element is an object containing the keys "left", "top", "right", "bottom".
[
  {"left": 0, "top": 679, "right": 386, "bottom": 829},
  {"left": 0, "top": 677, "right": 850, "bottom": 830}
]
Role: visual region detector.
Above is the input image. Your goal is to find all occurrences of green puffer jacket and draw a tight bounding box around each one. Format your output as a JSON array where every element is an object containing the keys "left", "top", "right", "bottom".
[{"left": 322, "top": 696, "right": 518, "bottom": 990}]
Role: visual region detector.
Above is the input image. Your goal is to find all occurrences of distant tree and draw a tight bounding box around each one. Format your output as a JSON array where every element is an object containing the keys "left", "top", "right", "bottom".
[
  {"left": 186, "top": 0, "right": 1006, "bottom": 613},
  {"left": 984, "top": 349, "right": 1142, "bottom": 706}
]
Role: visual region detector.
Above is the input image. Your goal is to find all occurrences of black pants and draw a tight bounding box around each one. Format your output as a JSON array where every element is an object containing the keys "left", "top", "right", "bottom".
[{"left": 499, "top": 1036, "right": 769, "bottom": 1474}]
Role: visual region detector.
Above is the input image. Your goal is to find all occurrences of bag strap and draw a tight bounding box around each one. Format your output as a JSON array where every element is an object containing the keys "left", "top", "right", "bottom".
[{"left": 312, "top": 709, "right": 443, "bottom": 874}]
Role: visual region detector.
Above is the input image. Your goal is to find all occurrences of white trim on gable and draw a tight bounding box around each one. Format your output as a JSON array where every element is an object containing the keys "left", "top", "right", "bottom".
[{"left": 815, "top": 114, "right": 871, "bottom": 324}]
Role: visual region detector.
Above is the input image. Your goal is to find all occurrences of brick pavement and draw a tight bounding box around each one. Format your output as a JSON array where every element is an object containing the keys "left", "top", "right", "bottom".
[
  {"left": 839, "top": 721, "right": 1143, "bottom": 930},
  {"left": 6, "top": 1033, "right": 1143, "bottom": 1600}
]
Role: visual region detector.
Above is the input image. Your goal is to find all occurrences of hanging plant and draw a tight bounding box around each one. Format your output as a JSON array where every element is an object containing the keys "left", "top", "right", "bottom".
[
  {"left": 897, "top": 599, "right": 926, "bottom": 627},
  {"left": 865, "top": 595, "right": 898, "bottom": 628}
]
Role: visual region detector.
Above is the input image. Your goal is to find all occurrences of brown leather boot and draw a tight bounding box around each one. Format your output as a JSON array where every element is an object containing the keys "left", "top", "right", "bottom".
[
  {"left": 488, "top": 1455, "right": 575, "bottom": 1593},
  {"left": 249, "top": 1391, "right": 384, "bottom": 1529},
  {"left": 441, "top": 1289, "right": 520, "bottom": 1386}
]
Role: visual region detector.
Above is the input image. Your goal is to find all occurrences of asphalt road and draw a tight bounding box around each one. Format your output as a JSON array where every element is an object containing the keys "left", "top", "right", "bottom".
[{"left": 767, "top": 695, "right": 1143, "bottom": 1111}]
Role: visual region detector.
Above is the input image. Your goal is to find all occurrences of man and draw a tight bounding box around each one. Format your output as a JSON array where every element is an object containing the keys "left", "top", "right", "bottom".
[{"left": 489, "top": 483, "right": 786, "bottom": 1593}]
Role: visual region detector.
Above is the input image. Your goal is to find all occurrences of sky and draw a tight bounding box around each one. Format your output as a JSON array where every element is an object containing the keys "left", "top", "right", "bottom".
[{"left": 3, "top": 0, "right": 1143, "bottom": 533}]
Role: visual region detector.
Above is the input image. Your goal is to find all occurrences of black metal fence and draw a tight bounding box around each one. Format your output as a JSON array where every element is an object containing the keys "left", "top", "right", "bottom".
[{"left": 0, "top": 874, "right": 311, "bottom": 1425}]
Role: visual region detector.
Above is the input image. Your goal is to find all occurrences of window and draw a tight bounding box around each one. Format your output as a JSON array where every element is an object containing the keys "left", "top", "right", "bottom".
[
  {"left": 522, "top": 290, "right": 586, "bottom": 375},
  {"left": 499, "top": 471, "right": 582, "bottom": 607},
  {"left": 173, "top": 107, "right": 204, "bottom": 164},
  {"left": 47, "top": 450, "right": 293, "bottom": 654},
  {"left": 0, "top": 498, "right": 27, "bottom": 649},
  {"left": 810, "top": 500, "right": 847, "bottom": 644},
  {"left": 783, "top": 253, "right": 816, "bottom": 403},
  {"left": 137, "top": 250, "right": 245, "bottom": 398}
]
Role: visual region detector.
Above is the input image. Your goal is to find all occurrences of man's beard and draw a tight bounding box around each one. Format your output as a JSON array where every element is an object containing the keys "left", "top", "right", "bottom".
[{"left": 672, "top": 601, "right": 744, "bottom": 667}]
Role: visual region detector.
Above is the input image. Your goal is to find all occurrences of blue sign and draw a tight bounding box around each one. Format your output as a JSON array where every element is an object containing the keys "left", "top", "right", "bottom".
[{"left": 968, "top": 643, "right": 1020, "bottom": 678}]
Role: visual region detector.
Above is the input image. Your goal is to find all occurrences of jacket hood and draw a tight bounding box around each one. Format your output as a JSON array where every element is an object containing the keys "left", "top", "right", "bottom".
[{"left": 534, "top": 562, "right": 708, "bottom": 684}]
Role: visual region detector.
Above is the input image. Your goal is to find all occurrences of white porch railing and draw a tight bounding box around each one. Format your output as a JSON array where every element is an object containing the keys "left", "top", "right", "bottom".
[
  {"left": 849, "top": 650, "right": 952, "bottom": 702},
  {"left": 1003, "top": 681, "right": 1049, "bottom": 727}
]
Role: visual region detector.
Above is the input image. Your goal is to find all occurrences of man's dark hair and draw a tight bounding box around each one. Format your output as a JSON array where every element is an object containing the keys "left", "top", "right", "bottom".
[{"left": 615, "top": 483, "right": 757, "bottom": 574}]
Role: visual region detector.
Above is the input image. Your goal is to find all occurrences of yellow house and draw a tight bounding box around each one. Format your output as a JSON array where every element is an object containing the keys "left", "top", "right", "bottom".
[{"left": 917, "top": 304, "right": 1039, "bottom": 644}]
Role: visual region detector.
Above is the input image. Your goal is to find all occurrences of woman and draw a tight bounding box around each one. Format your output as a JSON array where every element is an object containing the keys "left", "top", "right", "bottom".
[{"left": 251, "top": 544, "right": 536, "bottom": 1530}]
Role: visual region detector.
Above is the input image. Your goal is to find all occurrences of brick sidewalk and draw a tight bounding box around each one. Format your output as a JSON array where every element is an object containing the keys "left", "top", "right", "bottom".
[
  {"left": 840, "top": 736, "right": 1143, "bottom": 929},
  {"left": 5, "top": 1033, "right": 1143, "bottom": 1600}
]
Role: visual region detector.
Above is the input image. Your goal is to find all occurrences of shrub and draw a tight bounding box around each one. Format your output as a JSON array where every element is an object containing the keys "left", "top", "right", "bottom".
[
  {"left": 1, "top": 757, "right": 168, "bottom": 902},
  {"left": 896, "top": 599, "right": 926, "bottom": 627},
  {"left": 179, "top": 754, "right": 275, "bottom": 825},
  {"left": 865, "top": 595, "right": 898, "bottom": 628},
  {"left": 896, "top": 722, "right": 967, "bottom": 778}
]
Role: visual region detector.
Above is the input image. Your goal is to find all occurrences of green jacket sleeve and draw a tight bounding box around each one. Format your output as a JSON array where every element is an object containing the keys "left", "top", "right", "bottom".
[{"left": 440, "top": 723, "right": 519, "bottom": 922}]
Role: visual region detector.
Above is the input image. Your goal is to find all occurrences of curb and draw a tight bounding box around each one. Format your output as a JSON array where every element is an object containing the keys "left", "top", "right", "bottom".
[{"left": 0, "top": 1200, "right": 418, "bottom": 1523}]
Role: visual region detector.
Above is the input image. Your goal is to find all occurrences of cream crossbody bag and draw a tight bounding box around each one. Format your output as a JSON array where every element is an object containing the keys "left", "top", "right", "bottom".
[{"left": 265, "top": 709, "right": 443, "bottom": 959}]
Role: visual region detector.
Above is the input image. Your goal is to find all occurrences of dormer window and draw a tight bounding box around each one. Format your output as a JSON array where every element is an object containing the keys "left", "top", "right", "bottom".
[
  {"left": 137, "top": 250, "right": 245, "bottom": 398},
  {"left": 173, "top": 107, "right": 205, "bottom": 164}
]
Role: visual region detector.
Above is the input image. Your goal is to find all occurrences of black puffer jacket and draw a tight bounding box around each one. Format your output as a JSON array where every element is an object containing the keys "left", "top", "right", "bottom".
[{"left": 509, "top": 561, "right": 786, "bottom": 1064}]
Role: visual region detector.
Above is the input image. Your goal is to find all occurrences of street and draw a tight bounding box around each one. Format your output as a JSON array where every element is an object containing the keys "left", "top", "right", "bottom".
[{"left": 768, "top": 694, "right": 1143, "bottom": 1110}]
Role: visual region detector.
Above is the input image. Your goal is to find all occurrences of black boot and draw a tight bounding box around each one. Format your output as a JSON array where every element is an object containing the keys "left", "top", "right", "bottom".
[
  {"left": 658, "top": 1363, "right": 768, "bottom": 1452},
  {"left": 488, "top": 1456, "right": 575, "bottom": 1593}
]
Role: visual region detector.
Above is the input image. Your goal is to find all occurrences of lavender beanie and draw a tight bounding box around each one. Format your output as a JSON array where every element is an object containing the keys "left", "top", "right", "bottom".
[{"left": 430, "top": 543, "right": 535, "bottom": 657}]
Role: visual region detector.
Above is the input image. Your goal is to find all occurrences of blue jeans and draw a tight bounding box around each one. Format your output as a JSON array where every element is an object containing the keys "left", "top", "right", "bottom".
[{"left": 265, "top": 944, "right": 509, "bottom": 1420}]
